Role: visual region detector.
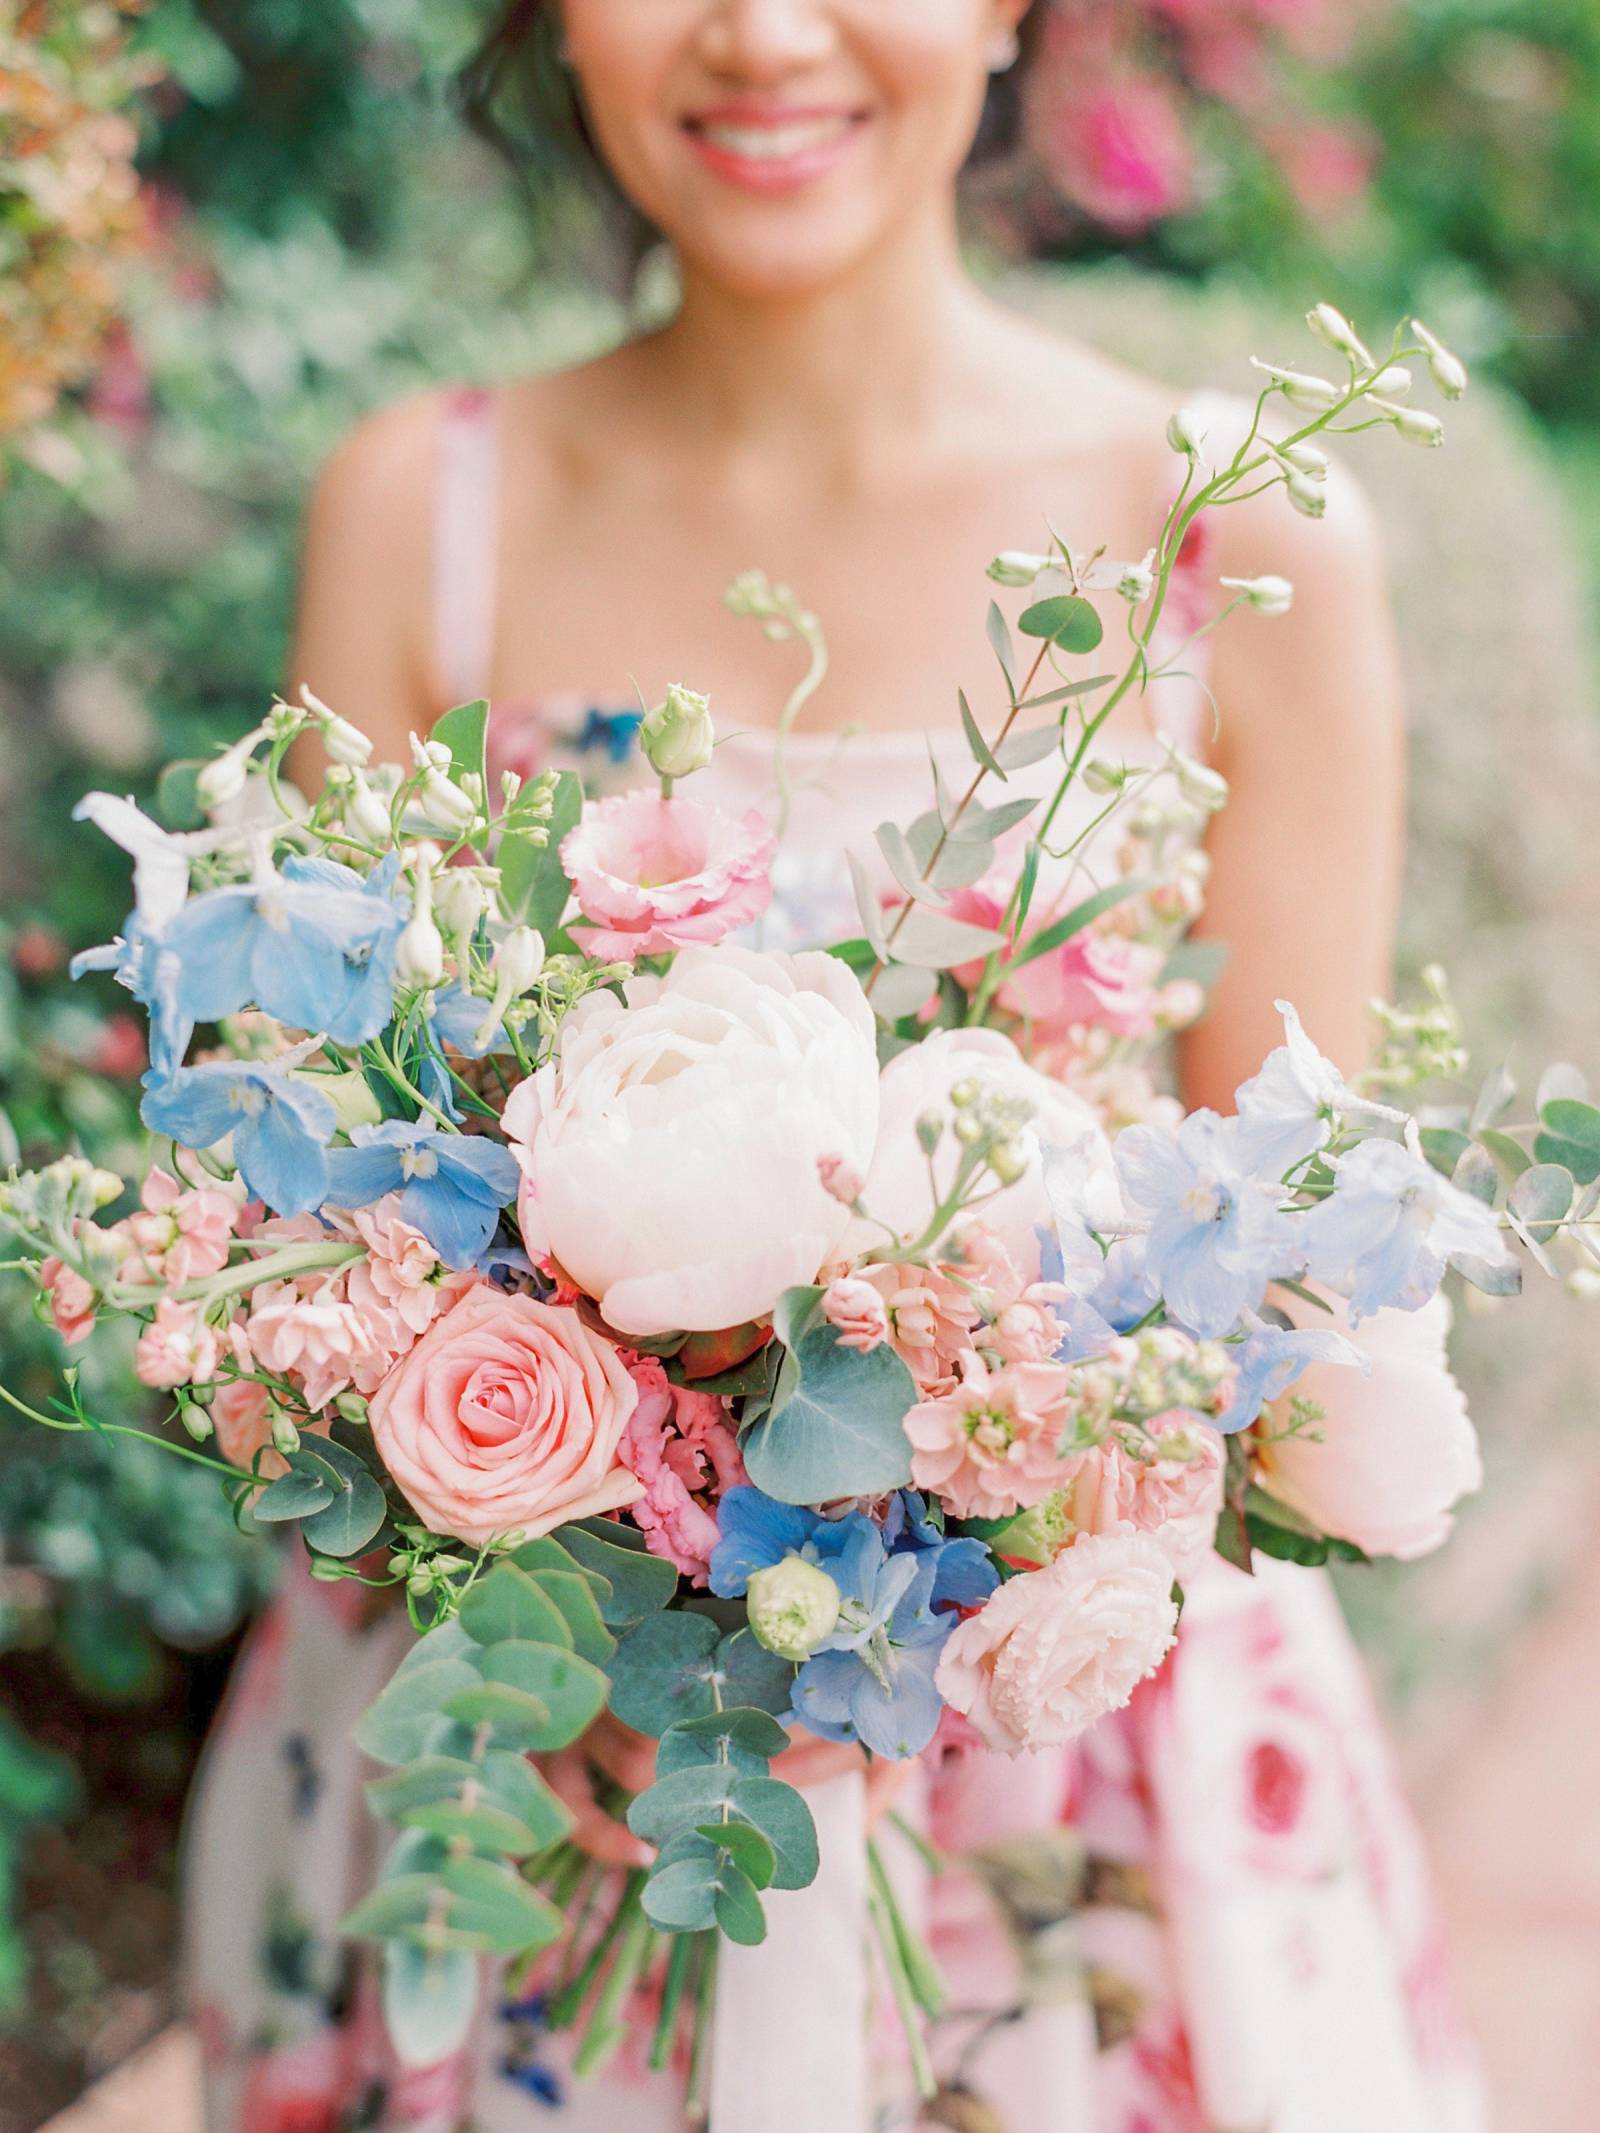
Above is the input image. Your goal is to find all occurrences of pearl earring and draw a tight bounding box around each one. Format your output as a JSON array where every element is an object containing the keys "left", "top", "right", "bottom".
[{"left": 987, "top": 27, "right": 1021, "bottom": 74}]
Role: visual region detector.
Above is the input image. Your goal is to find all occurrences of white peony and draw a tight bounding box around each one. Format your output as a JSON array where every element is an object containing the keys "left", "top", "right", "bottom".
[{"left": 503, "top": 945, "right": 879, "bottom": 1337}]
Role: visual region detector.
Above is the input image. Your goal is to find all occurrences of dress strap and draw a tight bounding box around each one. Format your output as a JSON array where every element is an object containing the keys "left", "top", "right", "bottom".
[{"left": 433, "top": 385, "right": 500, "bottom": 711}]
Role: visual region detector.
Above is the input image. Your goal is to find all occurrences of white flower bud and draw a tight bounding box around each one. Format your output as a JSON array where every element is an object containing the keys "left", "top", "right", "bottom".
[
  {"left": 1411, "top": 318, "right": 1468, "bottom": 401},
  {"left": 90, "top": 1167, "right": 125, "bottom": 1209},
  {"left": 986, "top": 550, "right": 1053, "bottom": 588},
  {"left": 1083, "top": 758, "right": 1130, "bottom": 795},
  {"left": 1305, "top": 303, "right": 1373, "bottom": 368},
  {"left": 747, "top": 1557, "right": 842, "bottom": 1662},
  {"left": 989, "top": 1139, "right": 1028, "bottom": 1186},
  {"left": 435, "top": 869, "right": 487, "bottom": 948},
  {"left": 344, "top": 770, "right": 393, "bottom": 845},
  {"left": 416, "top": 772, "right": 478, "bottom": 836},
  {"left": 1117, "top": 551, "right": 1156, "bottom": 604},
  {"left": 334, "top": 1390, "right": 370, "bottom": 1424},
  {"left": 1220, "top": 574, "right": 1294, "bottom": 618},
  {"left": 1166, "top": 407, "right": 1209, "bottom": 458},
  {"left": 1285, "top": 471, "right": 1328, "bottom": 518},
  {"left": 411, "top": 735, "right": 453, "bottom": 774},
  {"left": 395, "top": 911, "right": 445, "bottom": 989},
  {"left": 197, "top": 744, "right": 252, "bottom": 810},
  {"left": 1172, "top": 754, "right": 1229, "bottom": 813},
  {"left": 499, "top": 768, "right": 523, "bottom": 804},
  {"left": 308, "top": 1067, "right": 383, "bottom": 1135},
  {"left": 1367, "top": 365, "right": 1413, "bottom": 400},
  {"left": 640, "top": 683, "right": 715, "bottom": 781},
  {"left": 269, "top": 1407, "right": 301, "bottom": 1458},
  {"left": 1373, "top": 398, "right": 1445, "bottom": 449},
  {"left": 495, "top": 925, "right": 545, "bottom": 994},
  {"left": 1250, "top": 358, "right": 1343, "bottom": 411},
  {"left": 1273, "top": 439, "right": 1329, "bottom": 479},
  {"left": 302, "top": 689, "right": 373, "bottom": 767}
]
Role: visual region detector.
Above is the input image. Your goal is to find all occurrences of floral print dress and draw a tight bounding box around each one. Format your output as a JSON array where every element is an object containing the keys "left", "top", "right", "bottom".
[{"left": 182, "top": 386, "right": 1489, "bottom": 2132}]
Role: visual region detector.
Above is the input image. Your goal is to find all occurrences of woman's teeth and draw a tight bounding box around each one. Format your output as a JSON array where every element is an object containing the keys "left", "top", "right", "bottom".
[{"left": 695, "top": 117, "right": 855, "bottom": 160}]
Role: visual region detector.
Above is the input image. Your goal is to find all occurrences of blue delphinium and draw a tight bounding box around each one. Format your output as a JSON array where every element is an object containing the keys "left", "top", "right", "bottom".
[
  {"left": 321, "top": 1119, "right": 520, "bottom": 1267},
  {"left": 1214, "top": 1316, "right": 1367, "bottom": 1434},
  {"left": 1115, "top": 1110, "right": 1302, "bottom": 1339},
  {"left": 1300, "top": 1136, "right": 1515, "bottom": 1321},
  {"left": 142, "top": 1059, "right": 337, "bottom": 1217},
  {"left": 160, "top": 854, "right": 406, "bottom": 1046},
  {"left": 72, "top": 920, "right": 190, "bottom": 1083}
]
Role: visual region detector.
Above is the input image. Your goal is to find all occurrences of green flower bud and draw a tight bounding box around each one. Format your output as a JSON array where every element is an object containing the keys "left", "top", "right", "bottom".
[
  {"left": 641, "top": 683, "right": 715, "bottom": 780},
  {"left": 915, "top": 1110, "right": 944, "bottom": 1157},
  {"left": 989, "top": 1139, "right": 1028, "bottom": 1186},
  {"left": 986, "top": 550, "right": 1053, "bottom": 589},
  {"left": 334, "top": 1390, "right": 370, "bottom": 1425},
  {"left": 747, "top": 1556, "right": 842, "bottom": 1662}
]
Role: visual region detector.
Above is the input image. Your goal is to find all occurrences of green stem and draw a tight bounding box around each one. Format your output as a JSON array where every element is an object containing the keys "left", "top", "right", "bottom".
[
  {"left": 649, "top": 1929, "right": 698, "bottom": 2073},
  {"left": 867, "top": 1838, "right": 947, "bottom": 2019},
  {"left": 867, "top": 1882, "right": 936, "bottom": 2102},
  {"left": 0, "top": 1380, "right": 244, "bottom": 1478},
  {"left": 572, "top": 1907, "right": 656, "bottom": 2081},
  {"left": 684, "top": 1932, "right": 719, "bottom": 2127},
  {"left": 547, "top": 1868, "right": 646, "bottom": 2030}
]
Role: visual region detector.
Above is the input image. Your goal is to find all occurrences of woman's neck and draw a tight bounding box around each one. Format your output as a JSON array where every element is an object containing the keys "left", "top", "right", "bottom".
[{"left": 643, "top": 204, "right": 1014, "bottom": 471}]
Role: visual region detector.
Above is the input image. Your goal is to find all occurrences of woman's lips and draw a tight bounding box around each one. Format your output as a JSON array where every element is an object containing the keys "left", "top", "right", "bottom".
[{"left": 681, "top": 109, "right": 869, "bottom": 194}]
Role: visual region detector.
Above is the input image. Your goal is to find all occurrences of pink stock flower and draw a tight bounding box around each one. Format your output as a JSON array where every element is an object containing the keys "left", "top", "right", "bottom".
[
  {"left": 40, "top": 1256, "right": 96, "bottom": 1345},
  {"left": 619, "top": 1355, "right": 746, "bottom": 1584},
  {"left": 904, "top": 1351, "right": 1076, "bottom": 1520},
  {"left": 248, "top": 1293, "right": 385, "bottom": 1414},
  {"left": 936, "top": 1529, "right": 1180, "bottom": 1755},
  {"left": 135, "top": 1297, "right": 222, "bottom": 1388},
  {"left": 210, "top": 1376, "right": 278, "bottom": 1474},
  {"left": 821, "top": 1275, "right": 890, "bottom": 1354},
  {"left": 367, "top": 1285, "right": 644, "bottom": 1545},
  {"left": 1063, "top": 1411, "right": 1226, "bottom": 1584},
  {"left": 857, "top": 1260, "right": 976, "bottom": 1393},
  {"left": 560, "top": 790, "right": 774, "bottom": 959},
  {"left": 118, "top": 1166, "right": 239, "bottom": 1284}
]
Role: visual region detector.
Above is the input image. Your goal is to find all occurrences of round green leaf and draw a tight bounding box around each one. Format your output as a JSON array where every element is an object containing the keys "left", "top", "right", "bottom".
[
  {"left": 640, "top": 1850, "right": 720, "bottom": 1932},
  {"left": 698, "top": 1818, "right": 776, "bottom": 1891},
  {"left": 713, "top": 1864, "right": 768, "bottom": 1947},
  {"left": 459, "top": 1563, "right": 574, "bottom": 1652},
  {"left": 382, "top": 1940, "right": 478, "bottom": 2069},
  {"left": 608, "top": 1612, "right": 722, "bottom": 1737},
  {"left": 437, "top": 1855, "right": 564, "bottom": 1955},
  {"left": 1017, "top": 594, "right": 1104, "bottom": 652},
  {"left": 356, "top": 1654, "right": 483, "bottom": 1766}
]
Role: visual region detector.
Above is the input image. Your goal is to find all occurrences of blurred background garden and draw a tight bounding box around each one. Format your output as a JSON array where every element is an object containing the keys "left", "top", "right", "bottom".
[{"left": 2, "top": 2, "right": 1599, "bottom": 2126}]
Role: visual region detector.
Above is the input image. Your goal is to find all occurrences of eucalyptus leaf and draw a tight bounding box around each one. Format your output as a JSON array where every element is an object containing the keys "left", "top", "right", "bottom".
[
  {"left": 948, "top": 795, "right": 1038, "bottom": 844},
  {"left": 459, "top": 1564, "right": 574, "bottom": 1653},
  {"left": 532, "top": 1568, "right": 616, "bottom": 1665},
  {"left": 437, "top": 1854, "right": 564, "bottom": 1954},
  {"left": 1014, "top": 675, "right": 1115, "bottom": 710},
  {"left": 993, "top": 724, "right": 1064, "bottom": 773},
  {"left": 1451, "top": 1142, "right": 1498, "bottom": 1207},
  {"left": 875, "top": 820, "right": 944, "bottom": 906},
  {"left": 356, "top": 1654, "right": 484, "bottom": 1766},
  {"left": 1507, "top": 1163, "right": 1573, "bottom": 1236},
  {"left": 698, "top": 1819, "right": 776, "bottom": 1892},
  {"left": 627, "top": 1763, "right": 740, "bottom": 1847},
  {"left": 382, "top": 1941, "right": 478, "bottom": 2069},
  {"left": 888, "top": 907, "right": 1008, "bottom": 971},
  {"left": 714, "top": 1865, "right": 768, "bottom": 1946},
  {"left": 1469, "top": 1063, "right": 1517, "bottom": 1135},
  {"left": 640, "top": 1850, "right": 721, "bottom": 1932},
  {"left": 655, "top": 1707, "right": 790, "bottom": 1779},
  {"left": 300, "top": 1467, "right": 388, "bottom": 1559},
  {"left": 959, "top": 688, "right": 1005, "bottom": 780},
  {"left": 556, "top": 1522, "right": 677, "bottom": 1628},
  {"left": 402, "top": 1798, "right": 541, "bottom": 1856},
  {"left": 713, "top": 1629, "right": 799, "bottom": 1717},
  {"left": 742, "top": 1293, "right": 915, "bottom": 1506},
  {"left": 1017, "top": 594, "right": 1104, "bottom": 652},
  {"left": 608, "top": 1612, "right": 723, "bottom": 1736},
  {"left": 1536, "top": 1063, "right": 1589, "bottom": 1112},
  {"left": 249, "top": 1465, "right": 334, "bottom": 1524},
  {"left": 870, "top": 963, "right": 940, "bottom": 1023},
  {"left": 847, "top": 849, "right": 889, "bottom": 959},
  {"left": 1420, "top": 1127, "right": 1473, "bottom": 1177},
  {"left": 1478, "top": 1128, "right": 1533, "bottom": 1180},
  {"left": 460, "top": 1641, "right": 609, "bottom": 1744},
  {"left": 723, "top": 1775, "right": 819, "bottom": 1891},
  {"left": 985, "top": 602, "right": 1016, "bottom": 696}
]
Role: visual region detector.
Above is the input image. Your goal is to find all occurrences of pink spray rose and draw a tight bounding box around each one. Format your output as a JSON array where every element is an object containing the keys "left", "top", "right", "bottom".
[
  {"left": 905, "top": 1351, "right": 1077, "bottom": 1521},
  {"left": 936, "top": 1529, "right": 1180, "bottom": 1754},
  {"left": 1062, "top": 1411, "right": 1225, "bottom": 1585},
  {"left": 561, "top": 790, "right": 775, "bottom": 959},
  {"left": 821, "top": 1275, "right": 890, "bottom": 1354},
  {"left": 618, "top": 1355, "right": 746, "bottom": 1585},
  {"left": 367, "top": 1284, "right": 644, "bottom": 1545}
]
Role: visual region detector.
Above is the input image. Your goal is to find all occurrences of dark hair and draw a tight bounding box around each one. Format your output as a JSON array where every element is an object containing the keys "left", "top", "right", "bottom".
[{"left": 458, "top": 2, "right": 1039, "bottom": 264}]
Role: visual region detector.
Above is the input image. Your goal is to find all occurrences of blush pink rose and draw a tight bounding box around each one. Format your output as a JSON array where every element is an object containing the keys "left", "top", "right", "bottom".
[
  {"left": 936, "top": 1529, "right": 1180, "bottom": 1754},
  {"left": 1062, "top": 1411, "right": 1225, "bottom": 1584},
  {"left": 560, "top": 790, "right": 774, "bottom": 959},
  {"left": 905, "top": 1351, "right": 1076, "bottom": 1521},
  {"left": 821, "top": 1275, "right": 890, "bottom": 1354},
  {"left": 367, "top": 1284, "right": 644, "bottom": 1544}
]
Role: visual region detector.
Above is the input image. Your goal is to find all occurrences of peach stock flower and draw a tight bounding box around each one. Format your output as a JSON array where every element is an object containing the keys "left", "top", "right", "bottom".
[
  {"left": 134, "top": 1296, "right": 221, "bottom": 1388},
  {"left": 40, "top": 1256, "right": 97, "bottom": 1344},
  {"left": 821, "top": 1275, "right": 890, "bottom": 1354},
  {"left": 904, "top": 1351, "right": 1076, "bottom": 1520},
  {"left": 561, "top": 790, "right": 775, "bottom": 959},
  {"left": 367, "top": 1285, "right": 644, "bottom": 1545},
  {"left": 1062, "top": 1411, "right": 1225, "bottom": 1584}
]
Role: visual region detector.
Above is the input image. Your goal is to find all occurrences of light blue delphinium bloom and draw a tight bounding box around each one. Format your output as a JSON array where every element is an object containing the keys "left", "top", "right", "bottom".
[
  {"left": 1086, "top": 1236, "right": 1162, "bottom": 1336},
  {"left": 791, "top": 1519, "right": 955, "bottom": 1759},
  {"left": 320, "top": 1119, "right": 520, "bottom": 1267},
  {"left": 73, "top": 921, "right": 191, "bottom": 1082},
  {"left": 141, "top": 1059, "right": 337, "bottom": 1217},
  {"left": 880, "top": 1490, "right": 999, "bottom": 1611},
  {"left": 160, "top": 853, "right": 406, "bottom": 1046},
  {"left": 1234, "top": 1000, "right": 1408, "bottom": 1177},
  {"left": 1300, "top": 1135, "right": 1516, "bottom": 1322},
  {"left": 708, "top": 1487, "right": 829, "bottom": 1598},
  {"left": 1115, "top": 1109, "right": 1303, "bottom": 1340},
  {"left": 1214, "top": 1314, "right": 1368, "bottom": 1433}
]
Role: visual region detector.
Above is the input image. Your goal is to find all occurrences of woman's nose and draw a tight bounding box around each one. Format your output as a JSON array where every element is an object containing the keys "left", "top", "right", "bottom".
[{"left": 696, "top": 0, "right": 840, "bottom": 80}]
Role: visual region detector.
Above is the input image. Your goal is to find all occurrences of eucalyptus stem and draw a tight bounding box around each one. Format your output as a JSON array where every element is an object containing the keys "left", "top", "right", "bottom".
[
  {"left": 649, "top": 1928, "right": 699, "bottom": 2073},
  {"left": 572, "top": 1905, "right": 656, "bottom": 2081},
  {"left": 547, "top": 1868, "right": 647, "bottom": 2030},
  {"left": 867, "top": 1880, "right": 937, "bottom": 2102},
  {"left": 684, "top": 1931, "right": 719, "bottom": 2127},
  {"left": 867, "top": 1838, "right": 947, "bottom": 2019}
]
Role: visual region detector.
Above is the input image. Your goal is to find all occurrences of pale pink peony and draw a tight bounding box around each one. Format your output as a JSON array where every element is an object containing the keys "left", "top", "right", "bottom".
[
  {"left": 367, "top": 1284, "right": 644, "bottom": 1545},
  {"left": 1256, "top": 1292, "right": 1480, "bottom": 1561},
  {"left": 40, "top": 1256, "right": 97, "bottom": 1345},
  {"left": 117, "top": 1166, "right": 239, "bottom": 1284},
  {"left": 936, "top": 1529, "right": 1180, "bottom": 1755},
  {"left": 1062, "top": 1411, "right": 1225, "bottom": 1584},
  {"left": 905, "top": 1351, "right": 1076, "bottom": 1521},
  {"left": 618, "top": 1355, "right": 746, "bottom": 1584},
  {"left": 135, "top": 1296, "right": 222, "bottom": 1388},
  {"left": 561, "top": 790, "right": 774, "bottom": 959},
  {"left": 821, "top": 1275, "right": 890, "bottom": 1355}
]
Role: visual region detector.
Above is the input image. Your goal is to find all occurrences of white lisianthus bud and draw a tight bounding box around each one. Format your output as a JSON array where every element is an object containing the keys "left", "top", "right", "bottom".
[
  {"left": 1305, "top": 303, "right": 1373, "bottom": 368},
  {"left": 495, "top": 925, "right": 545, "bottom": 994},
  {"left": 344, "top": 769, "right": 393, "bottom": 845},
  {"left": 1273, "top": 439, "right": 1328, "bottom": 479},
  {"left": 1166, "top": 406, "right": 1209, "bottom": 457},
  {"left": 1411, "top": 318, "right": 1468, "bottom": 401},
  {"left": 1220, "top": 573, "right": 1295, "bottom": 617},
  {"left": 1117, "top": 550, "right": 1156, "bottom": 604},
  {"left": 197, "top": 743, "right": 253, "bottom": 810},
  {"left": 435, "top": 869, "right": 487, "bottom": 949},
  {"left": 1373, "top": 398, "right": 1445, "bottom": 449},
  {"left": 986, "top": 550, "right": 1053, "bottom": 588},
  {"left": 1285, "top": 471, "right": 1328, "bottom": 518},
  {"left": 747, "top": 1556, "right": 842, "bottom": 1662},
  {"left": 1250, "top": 358, "right": 1343, "bottom": 411},
  {"left": 640, "top": 683, "right": 715, "bottom": 780},
  {"left": 1367, "top": 364, "right": 1413, "bottom": 400}
]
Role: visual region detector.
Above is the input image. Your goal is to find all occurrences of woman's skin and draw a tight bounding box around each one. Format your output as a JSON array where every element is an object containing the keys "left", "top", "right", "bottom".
[{"left": 290, "top": 0, "right": 1406, "bottom": 1863}]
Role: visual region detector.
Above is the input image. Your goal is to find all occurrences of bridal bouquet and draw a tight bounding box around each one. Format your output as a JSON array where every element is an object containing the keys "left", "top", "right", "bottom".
[{"left": 5, "top": 306, "right": 1596, "bottom": 2088}]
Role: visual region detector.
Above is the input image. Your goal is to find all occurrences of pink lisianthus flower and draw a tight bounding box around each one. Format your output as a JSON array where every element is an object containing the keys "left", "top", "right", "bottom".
[
  {"left": 368, "top": 1285, "right": 644, "bottom": 1545},
  {"left": 948, "top": 860, "right": 1165, "bottom": 1040},
  {"left": 904, "top": 1350, "right": 1076, "bottom": 1520},
  {"left": 821, "top": 1275, "right": 889, "bottom": 1354},
  {"left": 560, "top": 790, "right": 775, "bottom": 959},
  {"left": 118, "top": 1166, "right": 240, "bottom": 1284},
  {"left": 618, "top": 1355, "right": 746, "bottom": 1585},
  {"left": 1062, "top": 1410, "right": 1226, "bottom": 1585},
  {"left": 936, "top": 1528, "right": 1180, "bottom": 1755},
  {"left": 40, "top": 1256, "right": 97, "bottom": 1345},
  {"left": 135, "top": 1296, "right": 222, "bottom": 1388}
]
